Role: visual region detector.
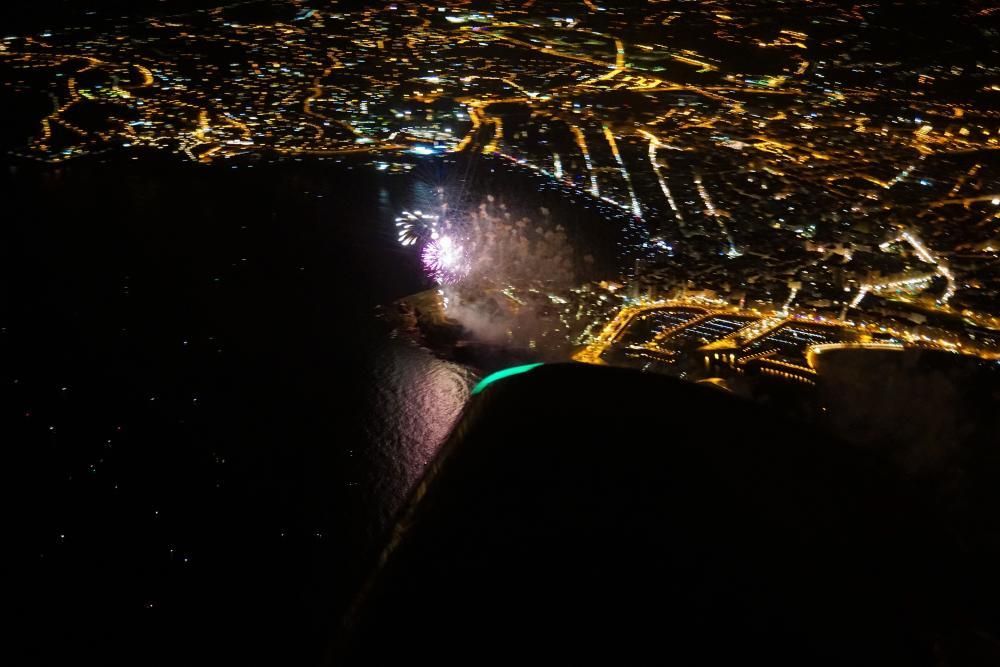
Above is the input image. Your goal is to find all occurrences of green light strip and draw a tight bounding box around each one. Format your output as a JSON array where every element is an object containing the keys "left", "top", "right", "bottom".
[{"left": 471, "top": 363, "right": 544, "bottom": 395}]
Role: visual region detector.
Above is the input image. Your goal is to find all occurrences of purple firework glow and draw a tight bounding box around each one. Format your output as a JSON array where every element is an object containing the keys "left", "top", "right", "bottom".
[{"left": 421, "top": 235, "right": 468, "bottom": 284}]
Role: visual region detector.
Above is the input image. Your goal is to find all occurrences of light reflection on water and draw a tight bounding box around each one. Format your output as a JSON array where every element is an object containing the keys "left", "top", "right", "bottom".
[{"left": 361, "top": 341, "right": 478, "bottom": 519}]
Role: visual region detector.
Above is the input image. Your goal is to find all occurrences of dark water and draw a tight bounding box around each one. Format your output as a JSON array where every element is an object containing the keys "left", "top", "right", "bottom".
[
  {"left": 3, "top": 148, "right": 630, "bottom": 664},
  {"left": 3, "top": 155, "right": 475, "bottom": 665}
]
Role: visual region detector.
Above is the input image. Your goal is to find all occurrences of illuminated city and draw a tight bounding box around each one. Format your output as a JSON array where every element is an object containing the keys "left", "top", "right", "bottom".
[{"left": 3, "top": 0, "right": 1000, "bottom": 349}]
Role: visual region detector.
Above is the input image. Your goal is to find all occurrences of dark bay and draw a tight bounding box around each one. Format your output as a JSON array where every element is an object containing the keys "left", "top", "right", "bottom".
[
  {"left": 4, "top": 149, "right": 630, "bottom": 664},
  {"left": 3, "top": 155, "right": 476, "bottom": 665}
]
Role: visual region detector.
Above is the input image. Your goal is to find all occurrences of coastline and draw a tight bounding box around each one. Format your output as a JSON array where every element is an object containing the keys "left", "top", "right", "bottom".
[{"left": 384, "top": 289, "right": 550, "bottom": 372}]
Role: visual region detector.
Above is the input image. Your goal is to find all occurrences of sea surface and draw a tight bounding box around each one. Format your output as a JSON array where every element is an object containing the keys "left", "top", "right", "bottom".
[{"left": 3, "top": 155, "right": 481, "bottom": 665}]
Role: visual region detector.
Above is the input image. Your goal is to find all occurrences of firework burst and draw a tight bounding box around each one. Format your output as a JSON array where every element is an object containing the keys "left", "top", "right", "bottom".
[
  {"left": 395, "top": 193, "right": 576, "bottom": 288},
  {"left": 396, "top": 205, "right": 471, "bottom": 284},
  {"left": 395, "top": 210, "right": 438, "bottom": 247},
  {"left": 421, "top": 234, "right": 469, "bottom": 284}
]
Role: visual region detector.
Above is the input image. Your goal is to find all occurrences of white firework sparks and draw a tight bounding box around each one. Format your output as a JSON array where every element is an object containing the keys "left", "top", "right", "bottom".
[
  {"left": 394, "top": 210, "right": 439, "bottom": 247},
  {"left": 396, "top": 207, "right": 470, "bottom": 284},
  {"left": 422, "top": 234, "right": 469, "bottom": 284}
]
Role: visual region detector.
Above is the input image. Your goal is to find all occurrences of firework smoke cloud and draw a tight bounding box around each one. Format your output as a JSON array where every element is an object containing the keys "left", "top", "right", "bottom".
[{"left": 396, "top": 195, "right": 576, "bottom": 289}]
